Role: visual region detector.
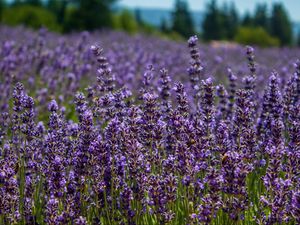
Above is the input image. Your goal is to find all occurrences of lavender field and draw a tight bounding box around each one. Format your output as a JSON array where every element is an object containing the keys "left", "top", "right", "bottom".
[{"left": 0, "top": 26, "right": 300, "bottom": 225}]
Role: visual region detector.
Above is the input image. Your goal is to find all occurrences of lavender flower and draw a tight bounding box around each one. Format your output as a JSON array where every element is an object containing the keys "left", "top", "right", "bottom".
[{"left": 0, "top": 28, "right": 300, "bottom": 225}]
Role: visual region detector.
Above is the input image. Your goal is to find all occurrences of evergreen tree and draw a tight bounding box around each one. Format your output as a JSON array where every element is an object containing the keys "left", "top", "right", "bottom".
[
  {"left": 202, "top": 0, "right": 224, "bottom": 40},
  {"left": 270, "top": 3, "right": 292, "bottom": 46},
  {"left": 11, "top": 0, "right": 42, "bottom": 7},
  {"left": 134, "top": 8, "right": 144, "bottom": 26},
  {"left": 171, "top": 0, "right": 195, "bottom": 38},
  {"left": 222, "top": 2, "right": 239, "bottom": 39},
  {"left": 297, "top": 30, "right": 300, "bottom": 47},
  {"left": 65, "top": 0, "right": 117, "bottom": 32},
  {"left": 219, "top": 2, "right": 229, "bottom": 39},
  {"left": 253, "top": 3, "right": 269, "bottom": 31},
  {"left": 11, "top": 0, "right": 23, "bottom": 6},
  {"left": 242, "top": 11, "right": 253, "bottom": 27},
  {"left": 25, "top": 0, "right": 42, "bottom": 6},
  {"left": 160, "top": 17, "right": 169, "bottom": 33},
  {"left": 47, "top": 0, "right": 67, "bottom": 24},
  {"left": 0, "top": 0, "right": 5, "bottom": 21}
]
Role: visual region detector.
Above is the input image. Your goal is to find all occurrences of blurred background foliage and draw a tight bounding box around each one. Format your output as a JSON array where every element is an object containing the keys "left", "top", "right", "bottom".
[
  {"left": 234, "top": 26, "right": 280, "bottom": 47},
  {"left": 0, "top": 0, "right": 298, "bottom": 47},
  {"left": 2, "top": 5, "right": 60, "bottom": 31}
]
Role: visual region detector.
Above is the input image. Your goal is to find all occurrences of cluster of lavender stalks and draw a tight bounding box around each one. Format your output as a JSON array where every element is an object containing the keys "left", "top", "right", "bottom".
[{"left": 0, "top": 31, "right": 300, "bottom": 225}]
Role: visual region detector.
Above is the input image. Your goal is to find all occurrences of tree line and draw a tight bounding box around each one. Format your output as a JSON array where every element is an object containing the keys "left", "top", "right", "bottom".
[
  {"left": 0, "top": 0, "right": 298, "bottom": 47},
  {"left": 0, "top": 0, "right": 119, "bottom": 32},
  {"left": 170, "top": 0, "right": 294, "bottom": 46}
]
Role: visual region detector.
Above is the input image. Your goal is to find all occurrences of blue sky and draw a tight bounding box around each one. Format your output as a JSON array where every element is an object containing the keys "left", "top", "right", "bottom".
[{"left": 119, "top": 0, "right": 300, "bottom": 21}]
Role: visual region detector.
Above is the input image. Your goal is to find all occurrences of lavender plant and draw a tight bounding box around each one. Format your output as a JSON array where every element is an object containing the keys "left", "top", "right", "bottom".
[{"left": 0, "top": 26, "right": 300, "bottom": 225}]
